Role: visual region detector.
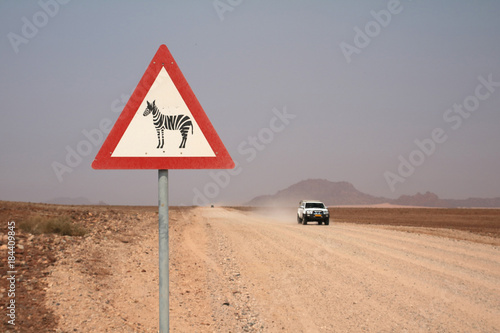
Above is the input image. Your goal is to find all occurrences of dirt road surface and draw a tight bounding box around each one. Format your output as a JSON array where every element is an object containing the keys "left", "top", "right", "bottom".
[{"left": 36, "top": 206, "right": 500, "bottom": 332}]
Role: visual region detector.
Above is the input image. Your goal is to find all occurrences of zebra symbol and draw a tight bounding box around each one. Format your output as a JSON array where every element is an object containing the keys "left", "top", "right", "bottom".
[{"left": 143, "top": 100, "right": 194, "bottom": 149}]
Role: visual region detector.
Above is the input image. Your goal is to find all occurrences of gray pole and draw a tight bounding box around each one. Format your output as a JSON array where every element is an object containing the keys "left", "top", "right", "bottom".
[{"left": 158, "top": 169, "right": 169, "bottom": 332}]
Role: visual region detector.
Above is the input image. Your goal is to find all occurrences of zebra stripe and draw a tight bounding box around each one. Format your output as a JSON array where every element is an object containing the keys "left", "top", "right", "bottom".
[{"left": 143, "top": 100, "right": 193, "bottom": 149}]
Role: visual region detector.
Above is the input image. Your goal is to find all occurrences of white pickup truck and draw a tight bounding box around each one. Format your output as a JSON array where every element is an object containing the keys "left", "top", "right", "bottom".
[{"left": 297, "top": 200, "right": 330, "bottom": 225}]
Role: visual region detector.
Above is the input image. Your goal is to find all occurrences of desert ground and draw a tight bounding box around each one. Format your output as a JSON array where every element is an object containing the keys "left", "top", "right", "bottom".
[{"left": 1, "top": 201, "right": 499, "bottom": 332}]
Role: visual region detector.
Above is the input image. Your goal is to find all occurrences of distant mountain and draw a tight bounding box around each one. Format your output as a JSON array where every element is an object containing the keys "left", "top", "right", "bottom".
[
  {"left": 391, "top": 191, "right": 500, "bottom": 208},
  {"left": 245, "top": 179, "right": 500, "bottom": 208},
  {"left": 246, "top": 179, "right": 387, "bottom": 206},
  {"left": 45, "top": 197, "right": 108, "bottom": 205},
  {"left": 444, "top": 197, "right": 500, "bottom": 208},
  {"left": 392, "top": 192, "right": 443, "bottom": 207}
]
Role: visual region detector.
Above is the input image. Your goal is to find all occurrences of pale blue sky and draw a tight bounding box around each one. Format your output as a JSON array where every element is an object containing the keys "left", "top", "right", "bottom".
[{"left": 1, "top": 0, "right": 499, "bottom": 205}]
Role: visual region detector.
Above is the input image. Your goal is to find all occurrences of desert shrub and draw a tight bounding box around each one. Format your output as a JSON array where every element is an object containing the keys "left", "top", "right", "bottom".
[{"left": 19, "top": 215, "right": 86, "bottom": 236}]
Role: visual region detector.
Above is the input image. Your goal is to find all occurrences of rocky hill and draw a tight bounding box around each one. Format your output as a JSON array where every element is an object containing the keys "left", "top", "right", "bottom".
[
  {"left": 245, "top": 179, "right": 500, "bottom": 208},
  {"left": 246, "top": 179, "right": 386, "bottom": 206}
]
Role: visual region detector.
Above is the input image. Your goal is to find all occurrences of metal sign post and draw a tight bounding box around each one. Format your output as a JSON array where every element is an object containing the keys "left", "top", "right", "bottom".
[
  {"left": 158, "top": 169, "right": 169, "bottom": 332},
  {"left": 92, "top": 45, "right": 234, "bottom": 332}
]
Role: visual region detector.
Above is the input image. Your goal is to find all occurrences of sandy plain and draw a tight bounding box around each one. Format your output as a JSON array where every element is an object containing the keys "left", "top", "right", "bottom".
[{"left": 1, "top": 202, "right": 499, "bottom": 332}]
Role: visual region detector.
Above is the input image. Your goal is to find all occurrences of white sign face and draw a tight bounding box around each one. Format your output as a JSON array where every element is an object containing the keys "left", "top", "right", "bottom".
[{"left": 111, "top": 67, "right": 216, "bottom": 157}]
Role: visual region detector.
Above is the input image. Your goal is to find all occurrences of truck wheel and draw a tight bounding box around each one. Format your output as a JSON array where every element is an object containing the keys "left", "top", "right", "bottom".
[
  {"left": 302, "top": 217, "right": 307, "bottom": 225},
  {"left": 297, "top": 214, "right": 301, "bottom": 224},
  {"left": 324, "top": 219, "right": 330, "bottom": 225}
]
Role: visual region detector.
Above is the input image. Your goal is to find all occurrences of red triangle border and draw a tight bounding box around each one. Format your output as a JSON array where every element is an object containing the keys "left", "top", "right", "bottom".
[{"left": 92, "top": 44, "right": 234, "bottom": 170}]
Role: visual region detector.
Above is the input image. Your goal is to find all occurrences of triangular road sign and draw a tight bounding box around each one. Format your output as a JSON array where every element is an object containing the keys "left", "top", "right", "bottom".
[{"left": 92, "top": 44, "right": 234, "bottom": 169}]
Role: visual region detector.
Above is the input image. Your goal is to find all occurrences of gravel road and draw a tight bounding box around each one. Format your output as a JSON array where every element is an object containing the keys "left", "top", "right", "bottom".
[{"left": 45, "top": 206, "right": 500, "bottom": 332}]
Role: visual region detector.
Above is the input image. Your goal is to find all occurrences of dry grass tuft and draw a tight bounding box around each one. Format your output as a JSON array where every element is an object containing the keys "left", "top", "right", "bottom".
[{"left": 18, "top": 215, "right": 86, "bottom": 236}]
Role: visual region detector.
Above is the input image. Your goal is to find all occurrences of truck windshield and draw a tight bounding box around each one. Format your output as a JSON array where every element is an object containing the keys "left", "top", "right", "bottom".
[{"left": 305, "top": 203, "right": 325, "bottom": 208}]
